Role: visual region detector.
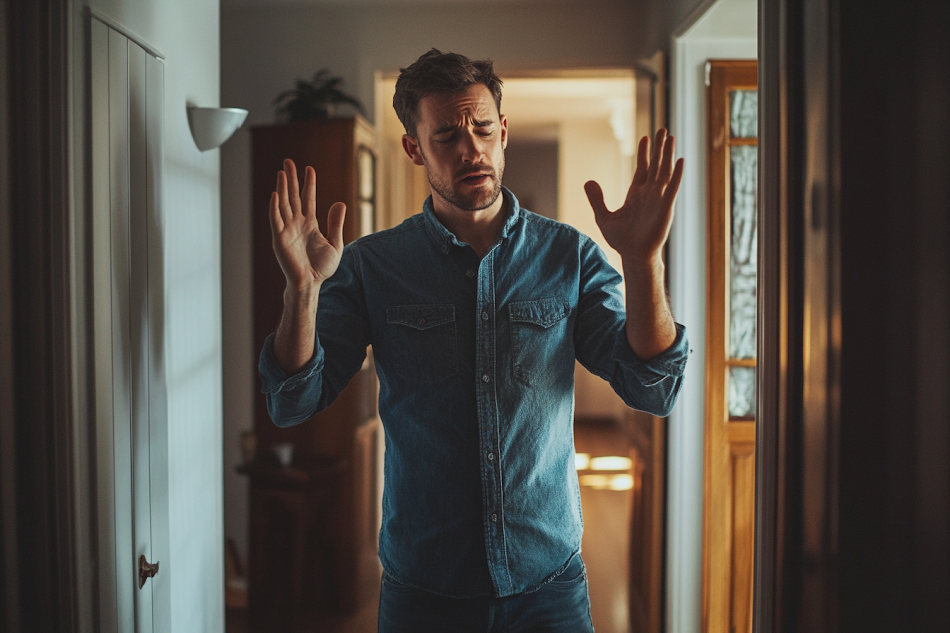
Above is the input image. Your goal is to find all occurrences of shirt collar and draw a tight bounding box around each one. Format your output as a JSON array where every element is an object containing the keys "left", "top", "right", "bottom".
[{"left": 422, "top": 187, "right": 522, "bottom": 254}]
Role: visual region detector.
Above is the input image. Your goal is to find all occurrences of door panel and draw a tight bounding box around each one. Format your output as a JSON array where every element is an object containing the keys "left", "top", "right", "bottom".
[
  {"left": 129, "top": 39, "right": 154, "bottom": 633},
  {"left": 145, "top": 50, "right": 170, "bottom": 633},
  {"left": 90, "top": 18, "right": 118, "bottom": 631},
  {"left": 91, "top": 16, "right": 167, "bottom": 632},
  {"left": 107, "top": 27, "right": 135, "bottom": 631}
]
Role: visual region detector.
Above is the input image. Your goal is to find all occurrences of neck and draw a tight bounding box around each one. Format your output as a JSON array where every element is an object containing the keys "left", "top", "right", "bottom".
[{"left": 431, "top": 193, "right": 508, "bottom": 258}]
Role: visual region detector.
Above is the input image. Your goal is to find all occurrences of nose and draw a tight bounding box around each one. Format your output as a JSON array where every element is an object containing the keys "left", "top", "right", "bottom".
[{"left": 458, "top": 128, "right": 485, "bottom": 164}]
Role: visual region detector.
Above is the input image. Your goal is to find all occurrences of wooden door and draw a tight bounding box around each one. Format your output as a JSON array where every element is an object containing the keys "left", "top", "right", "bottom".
[
  {"left": 90, "top": 16, "right": 169, "bottom": 632},
  {"left": 702, "top": 60, "right": 758, "bottom": 633}
]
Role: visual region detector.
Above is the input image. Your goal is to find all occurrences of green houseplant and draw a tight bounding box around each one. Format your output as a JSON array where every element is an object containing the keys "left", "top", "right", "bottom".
[{"left": 273, "top": 69, "right": 366, "bottom": 121}]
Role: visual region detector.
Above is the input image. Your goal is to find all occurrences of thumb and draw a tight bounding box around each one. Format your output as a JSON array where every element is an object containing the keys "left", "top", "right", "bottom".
[
  {"left": 584, "top": 180, "right": 609, "bottom": 224},
  {"left": 326, "top": 202, "right": 347, "bottom": 251}
]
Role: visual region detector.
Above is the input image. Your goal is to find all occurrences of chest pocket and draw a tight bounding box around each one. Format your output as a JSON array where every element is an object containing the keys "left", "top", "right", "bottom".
[
  {"left": 509, "top": 297, "right": 572, "bottom": 387},
  {"left": 385, "top": 304, "right": 458, "bottom": 384}
]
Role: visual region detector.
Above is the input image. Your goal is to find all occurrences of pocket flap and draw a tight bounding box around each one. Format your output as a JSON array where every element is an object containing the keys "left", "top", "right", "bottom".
[
  {"left": 508, "top": 297, "right": 570, "bottom": 328},
  {"left": 386, "top": 304, "right": 456, "bottom": 330}
]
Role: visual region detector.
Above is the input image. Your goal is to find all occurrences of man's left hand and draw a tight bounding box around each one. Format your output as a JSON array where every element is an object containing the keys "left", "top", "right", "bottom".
[{"left": 584, "top": 128, "right": 684, "bottom": 264}]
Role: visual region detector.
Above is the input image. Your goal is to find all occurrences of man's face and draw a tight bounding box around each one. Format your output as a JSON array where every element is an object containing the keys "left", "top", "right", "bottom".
[{"left": 403, "top": 84, "right": 508, "bottom": 213}]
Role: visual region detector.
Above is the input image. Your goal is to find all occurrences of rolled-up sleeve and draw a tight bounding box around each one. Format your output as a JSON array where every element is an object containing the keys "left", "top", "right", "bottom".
[
  {"left": 574, "top": 236, "right": 690, "bottom": 417},
  {"left": 257, "top": 245, "right": 371, "bottom": 427}
]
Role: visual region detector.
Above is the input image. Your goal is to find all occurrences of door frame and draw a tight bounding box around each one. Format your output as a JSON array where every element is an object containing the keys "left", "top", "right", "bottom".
[{"left": 3, "top": 0, "right": 87, "bottom": 629}]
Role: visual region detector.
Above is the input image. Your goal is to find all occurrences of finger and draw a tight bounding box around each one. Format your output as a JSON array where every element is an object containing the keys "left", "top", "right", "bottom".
[
  {"left": 276, "top": 170, "right": 293, "bottom": 224},
  {"left": 584, "top": 180, "right": 610, "bottom": 224},
  {"left": 325, "top": 202, "right": 347, "bottom": 251},
  {"left": 648, "top": 128, "right": 667, "bottom": 181},
  {"left": 284, "top": 159, "right": 301, "bottom": 215},
  {"left": 633, "top": 136, "right": 650, "bottom": 184},
  {"left": 663, "top": 158, "right": 685, "bottom": 207},
  {"left": 268, "top": 191, "right": 284, "bottom": 233},
  {"left": 659, "top": 134, "right": 676, "bottom": 182},
  {"left": 304, "top": 166, "right": 317, "bottom": 219}
]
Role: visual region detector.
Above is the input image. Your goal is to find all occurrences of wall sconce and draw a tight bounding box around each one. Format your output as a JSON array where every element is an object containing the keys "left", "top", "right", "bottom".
[{"left": 187, "top": 106, "right": 248, "bottom": 151}]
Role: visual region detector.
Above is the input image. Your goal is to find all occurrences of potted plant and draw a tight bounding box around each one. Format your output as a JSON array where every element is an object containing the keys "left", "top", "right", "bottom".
[{"left": 273, "top": 69, "right": 366, "bottom": 121}]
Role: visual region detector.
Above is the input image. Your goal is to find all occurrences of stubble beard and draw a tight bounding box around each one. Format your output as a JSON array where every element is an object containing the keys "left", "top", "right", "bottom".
[{"left": 424, "top": 153, "right": 506, "bottom": 212}]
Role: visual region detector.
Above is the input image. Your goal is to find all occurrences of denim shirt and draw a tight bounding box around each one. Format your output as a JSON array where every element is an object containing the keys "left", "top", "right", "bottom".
[{"left": 258, "top": 189, "right": 689, "bottom": 598}]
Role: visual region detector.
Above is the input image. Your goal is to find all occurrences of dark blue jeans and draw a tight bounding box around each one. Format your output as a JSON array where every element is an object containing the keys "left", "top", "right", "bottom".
[{"left": 377, "top": 555, "right": 594, "bottom": 633}]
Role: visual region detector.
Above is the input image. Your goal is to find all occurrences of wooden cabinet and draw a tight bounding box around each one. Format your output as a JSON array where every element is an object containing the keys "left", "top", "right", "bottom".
[{"left": 247, "top": 117, "right": 381, "bottom": 628}]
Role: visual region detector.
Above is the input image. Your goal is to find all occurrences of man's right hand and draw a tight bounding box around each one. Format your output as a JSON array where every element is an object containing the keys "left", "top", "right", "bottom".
[{"left": 269, "top": 158, "right": 346, "bottom": 293}]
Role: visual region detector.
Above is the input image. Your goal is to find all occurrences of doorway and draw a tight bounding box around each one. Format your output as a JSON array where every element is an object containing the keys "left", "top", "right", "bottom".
[
  {"left": 667, "top": 0, "right": 757, "bottom": 631},
  {"left": 373, "top": 68, "right": 660, "bottom": 633}
]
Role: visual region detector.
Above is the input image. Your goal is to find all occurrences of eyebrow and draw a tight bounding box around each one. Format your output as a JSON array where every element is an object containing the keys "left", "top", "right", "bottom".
[{"left": 433, "top": 119, "right": 495, "bottom": 135}]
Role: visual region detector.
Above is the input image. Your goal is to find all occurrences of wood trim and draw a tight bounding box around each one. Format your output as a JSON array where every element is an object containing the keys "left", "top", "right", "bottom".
[
  {"left": 755, "top": 0, "right": 807, "bottom": 630},
  {"left": 798, "top": 0, "right": 840, "bottom": 628},
  {"left": 6, "top": 0, "right": 79, "bottom": 629}
]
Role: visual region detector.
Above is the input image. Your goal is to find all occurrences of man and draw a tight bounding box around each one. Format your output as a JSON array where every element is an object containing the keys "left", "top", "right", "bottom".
[{"left": 259, "top": 49, "right": 688, "bottom": 632}]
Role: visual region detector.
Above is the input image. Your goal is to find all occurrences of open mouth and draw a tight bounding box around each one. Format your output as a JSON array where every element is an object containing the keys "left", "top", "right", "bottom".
[{"left": 460, "top": 172, "right": 492, "bottom": 186}]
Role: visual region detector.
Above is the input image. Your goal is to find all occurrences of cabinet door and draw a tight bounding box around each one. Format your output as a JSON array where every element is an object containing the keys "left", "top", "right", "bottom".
[{"left": 91, "top": 18, "right": 169, "bottom": 632}]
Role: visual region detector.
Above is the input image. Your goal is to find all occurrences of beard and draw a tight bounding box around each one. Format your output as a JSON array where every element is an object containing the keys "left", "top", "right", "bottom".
[{"left": 423, "top": 153, "right": 506, "bottom": 212}]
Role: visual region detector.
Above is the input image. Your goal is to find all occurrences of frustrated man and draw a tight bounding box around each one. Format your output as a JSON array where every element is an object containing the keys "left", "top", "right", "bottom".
[{"left": 259, "top": 48, "right": 688, "bottom": 632}]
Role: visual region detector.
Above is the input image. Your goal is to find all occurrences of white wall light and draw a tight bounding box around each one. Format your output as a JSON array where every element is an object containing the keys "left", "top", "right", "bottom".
[{"left": 187, "top": 106, "right": 248, "bottom": 151}]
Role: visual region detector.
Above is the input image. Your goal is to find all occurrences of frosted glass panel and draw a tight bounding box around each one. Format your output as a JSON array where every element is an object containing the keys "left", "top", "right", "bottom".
[
  {"left": 728, "top": 366, "right": 756, "bottom": 418},
  {"left": 730, "top": 90, "right": 757, "bottom": 138},
  {"left": 729, "top": 145, "right": 758, "bottom": 360}
]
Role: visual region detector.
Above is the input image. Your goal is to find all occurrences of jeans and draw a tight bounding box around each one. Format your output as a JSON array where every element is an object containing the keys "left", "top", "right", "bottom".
[{"left": 377, "top": 555, "right": 594, "bottom": 633}]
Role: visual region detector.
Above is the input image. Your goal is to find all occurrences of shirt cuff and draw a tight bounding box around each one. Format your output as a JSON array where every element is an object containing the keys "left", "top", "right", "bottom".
[
  {"left": 258, "top": 331, "right": 324, "bottom": 394},
  {"left": 615, "top": 322, "right": 690, "bottom": 387}
]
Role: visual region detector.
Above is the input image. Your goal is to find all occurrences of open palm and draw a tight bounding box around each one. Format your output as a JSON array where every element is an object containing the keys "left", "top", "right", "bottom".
[
  {"left": 585, "top": 129, "right": 684, "bottom": 263},
  {"left": 269, "top": 158, "right": 346, "bottom": 291}
]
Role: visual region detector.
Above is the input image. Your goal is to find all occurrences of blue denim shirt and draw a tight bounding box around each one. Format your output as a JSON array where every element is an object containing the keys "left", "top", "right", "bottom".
[{"left": 258, "top": 189, "right": 689, "bottom": 598}]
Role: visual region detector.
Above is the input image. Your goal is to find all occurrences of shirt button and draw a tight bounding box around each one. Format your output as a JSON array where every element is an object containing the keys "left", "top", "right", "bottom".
[
  {"left": 466, "top": 269, "right": 476, "bottom": 278},
  {"left": 482, "top": 374, "right": 491, "bottom": 383},
  {"left": 491, "top": 513, "right": 498, "bottom": 523},
  {"left": 481, "top": 311, "right": 489, "bottom": 321},
  {"left": 416, "top": 318, "right": 426, "bottom": 326},
  {"left": 487, "top": 452, "right": 495, "bottom": 461}
]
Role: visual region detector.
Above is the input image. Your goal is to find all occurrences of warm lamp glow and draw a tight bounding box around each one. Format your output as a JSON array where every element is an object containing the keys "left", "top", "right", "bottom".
[
  {"left": 590, "top": 455, "right": 632, "bottom": 471},
  {"left": 575, "top": 453, "right": 590, "bottom": 470},
  {"left": 579, "top": 474, "right": 634, "bottom": 491}
]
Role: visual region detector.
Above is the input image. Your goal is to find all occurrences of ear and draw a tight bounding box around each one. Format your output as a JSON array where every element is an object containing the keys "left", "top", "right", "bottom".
[
  {"left": 402, "top": 134, "right": 425, "bottom": 166},
  {"left": 500, "top": 114, "right": 508, "bottom": 150}
]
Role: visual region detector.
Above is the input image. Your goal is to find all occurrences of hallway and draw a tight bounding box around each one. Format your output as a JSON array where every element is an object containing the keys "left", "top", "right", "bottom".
[{"left": 226, "top": 418, "right": 636, "bottom": 632}]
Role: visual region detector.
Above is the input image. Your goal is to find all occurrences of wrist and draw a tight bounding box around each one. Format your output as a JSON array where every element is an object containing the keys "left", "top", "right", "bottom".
[
  {"left": 283, "top": 282, "right": 321, "bottom": 310},
  {"left": 621, "top": 252, "right": 664, "bottom": 276}
]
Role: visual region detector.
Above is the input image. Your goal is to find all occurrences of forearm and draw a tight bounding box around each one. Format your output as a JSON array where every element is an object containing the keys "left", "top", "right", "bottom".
[
  {"left": 273, "top": 283, "right": 321, "bottom": 375},
  {"left": 622, "top": 255, "right": 677, "bottom": 360}
]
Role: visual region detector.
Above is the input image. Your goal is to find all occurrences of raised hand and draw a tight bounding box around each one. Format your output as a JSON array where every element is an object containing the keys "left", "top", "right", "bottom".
[
  {"left": 269, "top": 158, "right": 346, "bottom": 292},
  {"left": 584, "top": 128, "right": 684, "bottom": 264}
]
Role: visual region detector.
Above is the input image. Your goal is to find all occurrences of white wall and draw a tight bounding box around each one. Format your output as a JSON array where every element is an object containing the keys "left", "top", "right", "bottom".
[
  {"left": 84, "top": 1, "right": 224, "bottom": 630},
  {"left": 220, "top": 0, "right": 647, "bottom": 563},
  {"left": 666, "top": 0, "right": 756, "bottom": 631}
]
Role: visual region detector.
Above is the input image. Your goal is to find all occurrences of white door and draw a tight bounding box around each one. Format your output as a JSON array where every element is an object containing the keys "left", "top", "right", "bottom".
[{"left": 90, "top": 16, "right": 170, "bottom": 633}]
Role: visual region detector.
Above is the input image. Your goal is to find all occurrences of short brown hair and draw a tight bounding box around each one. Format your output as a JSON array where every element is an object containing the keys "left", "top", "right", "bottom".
[{"left": 393, "top": 48, "right": 503, "bottom": 136}]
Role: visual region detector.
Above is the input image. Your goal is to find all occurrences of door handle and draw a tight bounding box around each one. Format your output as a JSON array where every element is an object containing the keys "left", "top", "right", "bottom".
[{"left": 139, "top": 554, "right": 160, "bottom": 589}]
